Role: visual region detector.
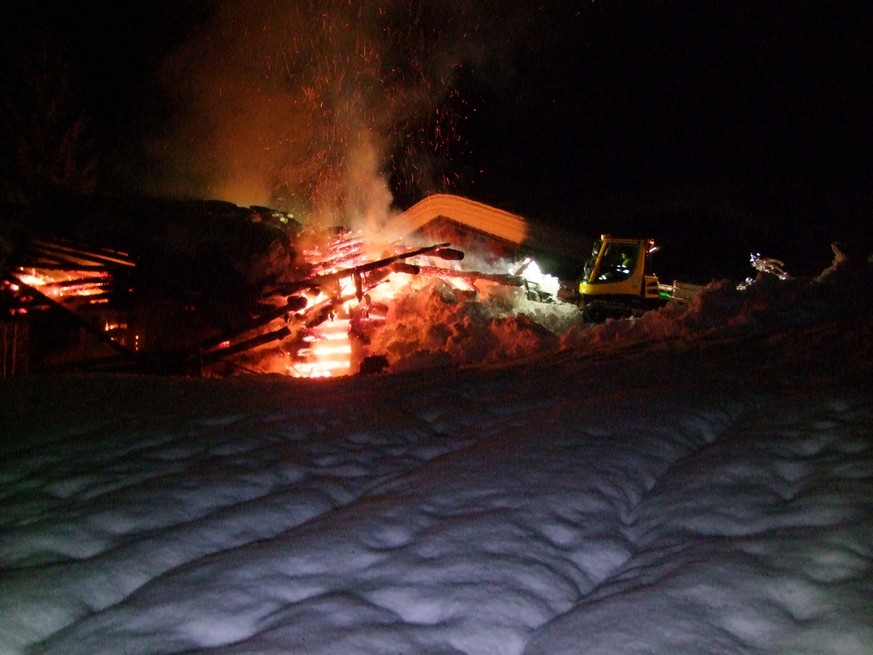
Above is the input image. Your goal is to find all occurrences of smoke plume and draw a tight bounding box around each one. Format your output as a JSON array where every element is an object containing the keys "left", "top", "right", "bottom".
[{"left": 150, "top": 0, "right": 532, "bottom": 230}]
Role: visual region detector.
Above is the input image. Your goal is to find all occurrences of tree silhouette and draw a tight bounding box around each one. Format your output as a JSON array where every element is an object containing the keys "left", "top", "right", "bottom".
[{"left": 1, "top": 30, "right": 97, "bottom": 203}]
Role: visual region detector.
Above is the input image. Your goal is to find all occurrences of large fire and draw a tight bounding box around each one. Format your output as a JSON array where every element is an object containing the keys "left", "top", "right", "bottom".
[
  {"left": 266, "top": 229, "right": 481, "bottom": 378},
  {"left": 252, "top": 223, "right": 562, "bottom": 377},
  {"left": 1, "top": 216, "right": 570, "bottom": 378},
  {"left": 284, "top": 231, "right": 372, "bottom": 377}
]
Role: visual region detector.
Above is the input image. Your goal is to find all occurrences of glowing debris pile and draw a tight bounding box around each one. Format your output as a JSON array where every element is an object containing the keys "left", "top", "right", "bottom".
[
  {"left": 211, "top": 227, "right": 571, "bottom": 378},
  {"left": 2, "top": 239, "right": 137, "bottom": 348},
  {"left": 246, "top": 230, "right": 480, "bottom": 377},
  {"left": 283, "top": 230, "right": 370, "bottom": 378}
]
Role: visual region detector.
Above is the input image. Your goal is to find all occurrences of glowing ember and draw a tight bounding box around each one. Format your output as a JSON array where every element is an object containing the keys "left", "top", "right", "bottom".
[
  {"left": 289, "top": 318, "right": 353, "bottom": 377},
  {"left": 13, "top": 268, "right": 111, "bottom": 300}
]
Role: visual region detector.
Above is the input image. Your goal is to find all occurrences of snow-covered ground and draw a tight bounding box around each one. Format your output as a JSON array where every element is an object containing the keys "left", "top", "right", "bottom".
[{"left": 1, "top": 252, "right": 872, "bottom": 655}]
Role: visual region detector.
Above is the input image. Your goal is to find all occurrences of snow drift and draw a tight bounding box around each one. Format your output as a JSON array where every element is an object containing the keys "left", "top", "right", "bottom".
[{"left": 0, "top": 248, "right": 871, "bottom": 655}]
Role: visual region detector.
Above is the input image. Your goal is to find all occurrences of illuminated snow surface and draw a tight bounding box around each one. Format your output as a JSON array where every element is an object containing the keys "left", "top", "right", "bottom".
[{"left": 1, "top": 254, "right": 872, "bottom": 655}]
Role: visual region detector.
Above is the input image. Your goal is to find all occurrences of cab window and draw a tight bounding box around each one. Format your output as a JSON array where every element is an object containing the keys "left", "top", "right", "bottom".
[{"left": 595, "top": 243, "right": 637, "bottom": 282}]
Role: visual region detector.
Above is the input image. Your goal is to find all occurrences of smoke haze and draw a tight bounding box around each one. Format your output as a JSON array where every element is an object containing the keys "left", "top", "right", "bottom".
[{"left": 149, "top": 0, "right": 543, "bottom": 230}]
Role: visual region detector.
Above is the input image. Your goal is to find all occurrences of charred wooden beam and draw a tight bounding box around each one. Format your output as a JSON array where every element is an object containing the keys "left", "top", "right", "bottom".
[
  {"left": 264, "top": 242, "right": 462, "bottom": 299},
  {"left": 30, "top": 239, "right": 135, "bottom": 269},
  {"left": 200, "top": 325, "right": 291, "bottom": 364},
  {"left": 303, "top": 242, "right": 452, "bottom": 287},
  {"left": 198, "top": 295, "right": 306, "bottom": 354},
  {"left": 14, "top": 262, "right": 114, "bottom": 272},
  {"left": 53, "top": 276, "right": 112, "bottom": 288}
]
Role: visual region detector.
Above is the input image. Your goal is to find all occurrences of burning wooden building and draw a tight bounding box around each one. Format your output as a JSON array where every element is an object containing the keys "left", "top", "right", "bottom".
[{"left": 1, "top": 195, "right": 586, "bottom": 378}]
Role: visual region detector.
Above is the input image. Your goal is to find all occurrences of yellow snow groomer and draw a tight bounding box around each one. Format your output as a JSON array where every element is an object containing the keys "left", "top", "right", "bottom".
[{"left": 578, "top": 235, "right": 698, "bottom": 322}]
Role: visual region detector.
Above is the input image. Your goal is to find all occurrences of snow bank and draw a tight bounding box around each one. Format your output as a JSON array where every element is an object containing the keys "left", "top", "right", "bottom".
[
  {"left": 368, "top": 245, "right": 873, "bottom": 373},
  {"left": 368, "top": 281, "right": 573, "bottom": 373},
  {"left": 0, "top": 246, "right": 871, "bottom": 655},
  {"left": 563, "top": 246, "right": 873, "bottom": 349}
]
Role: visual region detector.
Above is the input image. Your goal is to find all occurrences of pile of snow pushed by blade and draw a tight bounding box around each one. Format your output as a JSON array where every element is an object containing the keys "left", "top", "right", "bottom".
[
  {"left": 360, "top": 244, "right": 873, "bottom": 374},
  {"left": 563, "top": 246, "right": 873, "bottom": 350},
  {"left": 368, "top": 280, "right": 576, "bottom": 373}
]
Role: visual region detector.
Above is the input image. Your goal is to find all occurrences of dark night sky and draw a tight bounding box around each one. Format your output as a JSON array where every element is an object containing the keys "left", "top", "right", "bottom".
[{"left": 3, "top": 1, "right": 872, "bottom": 276}]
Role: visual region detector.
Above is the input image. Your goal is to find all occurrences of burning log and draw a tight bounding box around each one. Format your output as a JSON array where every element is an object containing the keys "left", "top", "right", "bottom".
[
  {"left": 53, "top": 276, "right": 113, "bottom": 288},
  {"left": 197, "top": 295, "right": 307, "bottom": 354},
  {"left": 200, "top": 326, "right": 292, "bottom": 365},
  {"left": 13, "top": 263, "right": 113, "bottom": 272},
  {"left": 299, "top": 242, "right": 454, "bottom": 287}
]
